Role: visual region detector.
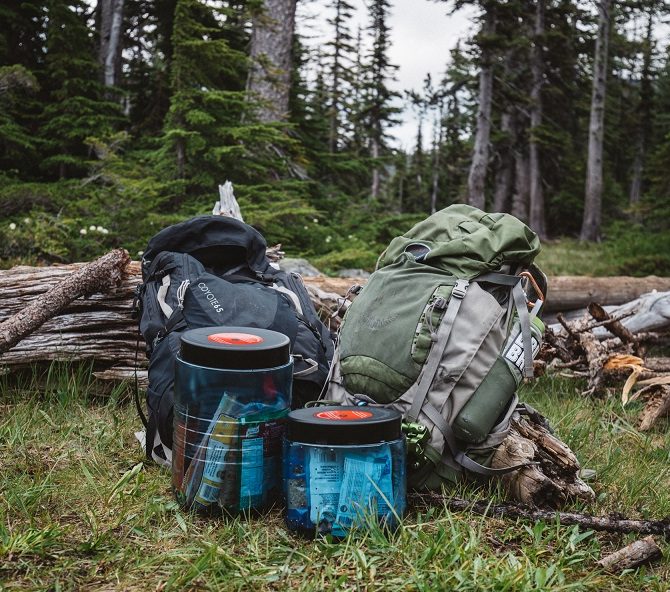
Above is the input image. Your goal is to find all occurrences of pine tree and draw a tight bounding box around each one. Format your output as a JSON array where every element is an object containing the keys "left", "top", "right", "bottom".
[
  {"left": 0, "top": 2, "right": 46, "bottom": 176},
  {"left": 466, "top": 0, "right": 498, "bottom": 209},
  {"left": 0, "top": 65, "right": 39, "bottom": 175},
  {"left": 325, "top": 0, "right": 355, "bottom": 153},
  {"left": 528, "top": 0, "right": 546, "bottom": 238},
  {"left": 361, "top": 0, "right": 399, "bottom": 201},
  {"left": 39, "top": 0, "right": 122, "bottom": 179},
  {"left": 162, "top": 0, "right": 249, "bottom": 183},
  {"left": 122, "top": 0, "right": 177, "bottom": 135},
  {"left": 628, "top": 0, "right": 661, "bottom": 205}
]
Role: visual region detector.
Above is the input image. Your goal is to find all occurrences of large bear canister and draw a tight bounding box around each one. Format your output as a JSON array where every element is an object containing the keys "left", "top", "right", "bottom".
[
  {"left": 284, "top": 406, "right": 406, "bottom": 536},
  {"left": 172, "top": 326, "right": 292, "bottom": 514}
]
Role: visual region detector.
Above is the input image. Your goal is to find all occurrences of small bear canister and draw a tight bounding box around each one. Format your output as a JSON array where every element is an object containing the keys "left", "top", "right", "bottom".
[
  {"left": 284, "top": 406, "right": 406, "bottom": 536},
  {"left": 172, "top": 326, "right": 292, "bottom": 515}
]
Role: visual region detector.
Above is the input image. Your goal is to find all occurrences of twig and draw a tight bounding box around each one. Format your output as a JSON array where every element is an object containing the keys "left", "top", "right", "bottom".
[
  {"left": 408, "top": 492, "right": 670, "bottom": 538},
  {"left": 587, "top": 302, "right": 639, "bottom": 354},
  {"left": 556, "top": 313, "right": 576, "bottom": 338}
]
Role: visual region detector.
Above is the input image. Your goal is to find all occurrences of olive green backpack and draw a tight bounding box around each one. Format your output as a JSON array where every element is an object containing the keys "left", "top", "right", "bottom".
[{"left": 324, "top": 205, "right": 547, "bottom": 489}]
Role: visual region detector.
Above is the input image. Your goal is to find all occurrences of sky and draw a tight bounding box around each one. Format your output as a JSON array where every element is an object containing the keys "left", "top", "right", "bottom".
[{"left": 297, "top": 0, "right": 478, "bottom": 150}]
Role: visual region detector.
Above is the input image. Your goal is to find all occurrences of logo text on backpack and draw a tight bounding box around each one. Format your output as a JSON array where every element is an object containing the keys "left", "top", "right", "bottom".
[
  {"left": 197, "top": 282, "right": 224, "bottom": 313},
  {"left": 504, "top": 332, "right": 540, "bottom": 374}
]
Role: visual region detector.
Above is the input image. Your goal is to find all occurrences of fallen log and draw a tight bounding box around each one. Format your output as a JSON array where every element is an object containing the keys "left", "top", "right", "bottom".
[
  {"left": 543, "top": 276, "right": 670, "bottom": 313},
  {"left": 2, "top": 263, "right": 668, "bottom": 387},
  {"left": 0, "top": 260, "right": 141, "bottom": 372},
  {"left": 0, "top": 249, "right": 131, "bottom": 354},
  {"left": 409, "top": 493, "right": 670, "bottom": 538},
  {"left": 596, "top": 536, "right": 662, "bottom": 572}
]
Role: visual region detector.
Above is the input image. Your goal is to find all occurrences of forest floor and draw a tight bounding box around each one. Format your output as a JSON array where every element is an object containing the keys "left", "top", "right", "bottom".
[{"left": 1, "top": 366, "right": 669, "bottom": 591}]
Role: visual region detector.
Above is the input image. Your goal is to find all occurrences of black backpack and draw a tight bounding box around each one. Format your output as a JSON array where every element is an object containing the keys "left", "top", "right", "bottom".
[{"left": 135, "top": 216, "right": 334, "bottom": 466}]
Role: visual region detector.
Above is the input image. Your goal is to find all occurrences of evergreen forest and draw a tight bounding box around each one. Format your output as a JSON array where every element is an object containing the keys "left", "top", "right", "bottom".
[{"left": 1, "top": 0, "right": 669, "bottom": 273}]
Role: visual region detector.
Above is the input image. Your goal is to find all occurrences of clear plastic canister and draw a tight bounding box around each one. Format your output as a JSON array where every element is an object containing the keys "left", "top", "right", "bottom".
[
  {"left": 172, "top": 327, "right": 292, "bottom": 515},
  {"left": 284, "top": 407, "right": 406, "bottom": 537}
]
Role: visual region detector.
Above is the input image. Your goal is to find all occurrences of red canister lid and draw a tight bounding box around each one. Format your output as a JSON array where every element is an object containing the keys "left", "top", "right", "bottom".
[
  {"left": 179, "top": 326, "right": 290, "bottom": 370},
  {"left": 287, "top": 406, "right": 402, "bottom": 445}
]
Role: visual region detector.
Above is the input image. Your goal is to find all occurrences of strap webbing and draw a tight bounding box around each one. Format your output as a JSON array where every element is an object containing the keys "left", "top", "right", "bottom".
[
  {"left": 407, "top": 279, "right": 469, "bottom": 422},
  {"left": 512, "top": 282, "right": 533, "bottom": 377},
  {"left": 422, "top": 400, "right": 532, "bottom": 476},
  {"left": 156, "top": 274, "right": 174, "bottom": 318},
  {"left": 474, "top": 272, "right": 520, "bottom": 286},
  {"left": 134, "top": 328, "right": 148, "bottom": 430}
]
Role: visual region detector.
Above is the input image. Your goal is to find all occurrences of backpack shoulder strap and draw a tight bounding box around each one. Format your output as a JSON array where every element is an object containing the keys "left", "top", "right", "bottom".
[{"left": 407, "top": 278, "right": 469, "bottom": 422}]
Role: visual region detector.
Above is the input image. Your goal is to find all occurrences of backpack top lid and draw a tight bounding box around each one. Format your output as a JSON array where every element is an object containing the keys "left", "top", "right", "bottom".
[
  {"left": 142, "top": 215, "right": 270, "bottom": 274},
  {"left": 377, "top": 204, "right": 541, "bottom": 279}
]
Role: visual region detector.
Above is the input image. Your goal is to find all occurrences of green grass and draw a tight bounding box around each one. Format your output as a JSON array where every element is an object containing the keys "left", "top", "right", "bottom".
[
  {"left": 536, "top": 228, "right": 670, "bottom": 277},
  {"left": 1, "top": 366, "right": 670, "bottom": 591}
]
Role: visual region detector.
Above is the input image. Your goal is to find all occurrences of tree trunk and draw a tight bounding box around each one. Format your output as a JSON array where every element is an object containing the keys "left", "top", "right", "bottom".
[
  {"left": 98, "top": 0, "right": 125, "bottom": 90},
  {"left": 581, "top": 0, "right": 612, "bottom": 242},
  {"left": 467, "top": 7, "right": 496, "bottom": 210},
  {"left": 328, "top": 0, "right": 346, "bottom": 153},
  {"left": 429, "top": 111, "right": 443, "bottom": 214},
  {"left": 629, "top": 9, "right": 654, "bottom": 205},
  {"left": 371, "top": 135, "right": 380, "bottom": 200},
  {"left": 493, "top": 111, "right": 515, "bottom": 212},
  {"left": 511, "top": 144, "right": 529, "bottom": 222},
  {"left": 528, "top": 0, "right": 546, "bottom": 238},
  {"left": 246, "top": 0, "right": 297, "bottom": 123}
]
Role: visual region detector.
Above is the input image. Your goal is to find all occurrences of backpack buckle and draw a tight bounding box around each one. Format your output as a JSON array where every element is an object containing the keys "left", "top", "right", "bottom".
[{"left": 452, "top": 280, "right": 468, "bottom": 300}]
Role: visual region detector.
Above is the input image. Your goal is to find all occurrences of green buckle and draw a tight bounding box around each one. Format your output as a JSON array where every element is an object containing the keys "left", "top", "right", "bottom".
[{"left": 402, "top": 421, "right": 431, "bottom": 472}]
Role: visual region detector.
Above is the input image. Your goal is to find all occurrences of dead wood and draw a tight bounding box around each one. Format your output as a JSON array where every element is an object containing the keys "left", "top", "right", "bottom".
[
  {"left": 578, "top": 331, "right": 609, "bottom": 396},
  {"left": 596, "top": 536, "right": 662, "bottom": 572},
  {"left": 587, "top": 302, "right": 638, "bottom": 353},
  {"left": 544, "top": 276, "right": 670, "bottom": 313},
  {"left": 644, "top": 357, "right": 670, "bottom": 373},
  {"left": 637, "top": 385, "right": 670, "bottom": 431},
  {"left": 492, "top": 415, "right": 594, "bottom": 507},
  {"left": 0, "top": 249, "right": 131, "bottom": 355},
  {"left": 408, "top": 493, "right": 670, "bottom": 538}
]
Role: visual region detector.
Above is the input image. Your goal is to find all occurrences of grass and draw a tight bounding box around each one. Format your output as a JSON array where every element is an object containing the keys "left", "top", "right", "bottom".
[
  {"left": 535, "top": 229, "right": 670, "bottom": 277},
  {"left": 1, "top": 366, "right": 670, "bottom": 591}
]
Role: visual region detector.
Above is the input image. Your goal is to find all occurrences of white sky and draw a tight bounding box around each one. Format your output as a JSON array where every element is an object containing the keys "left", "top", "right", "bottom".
[{"left": 298, "top": 0, "right": 477, "bottom": 150}]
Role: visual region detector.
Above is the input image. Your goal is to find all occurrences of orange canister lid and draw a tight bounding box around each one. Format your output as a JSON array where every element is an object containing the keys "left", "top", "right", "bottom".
[{"left": 179, "top": 326, "right": 290, "bottom": 370}]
